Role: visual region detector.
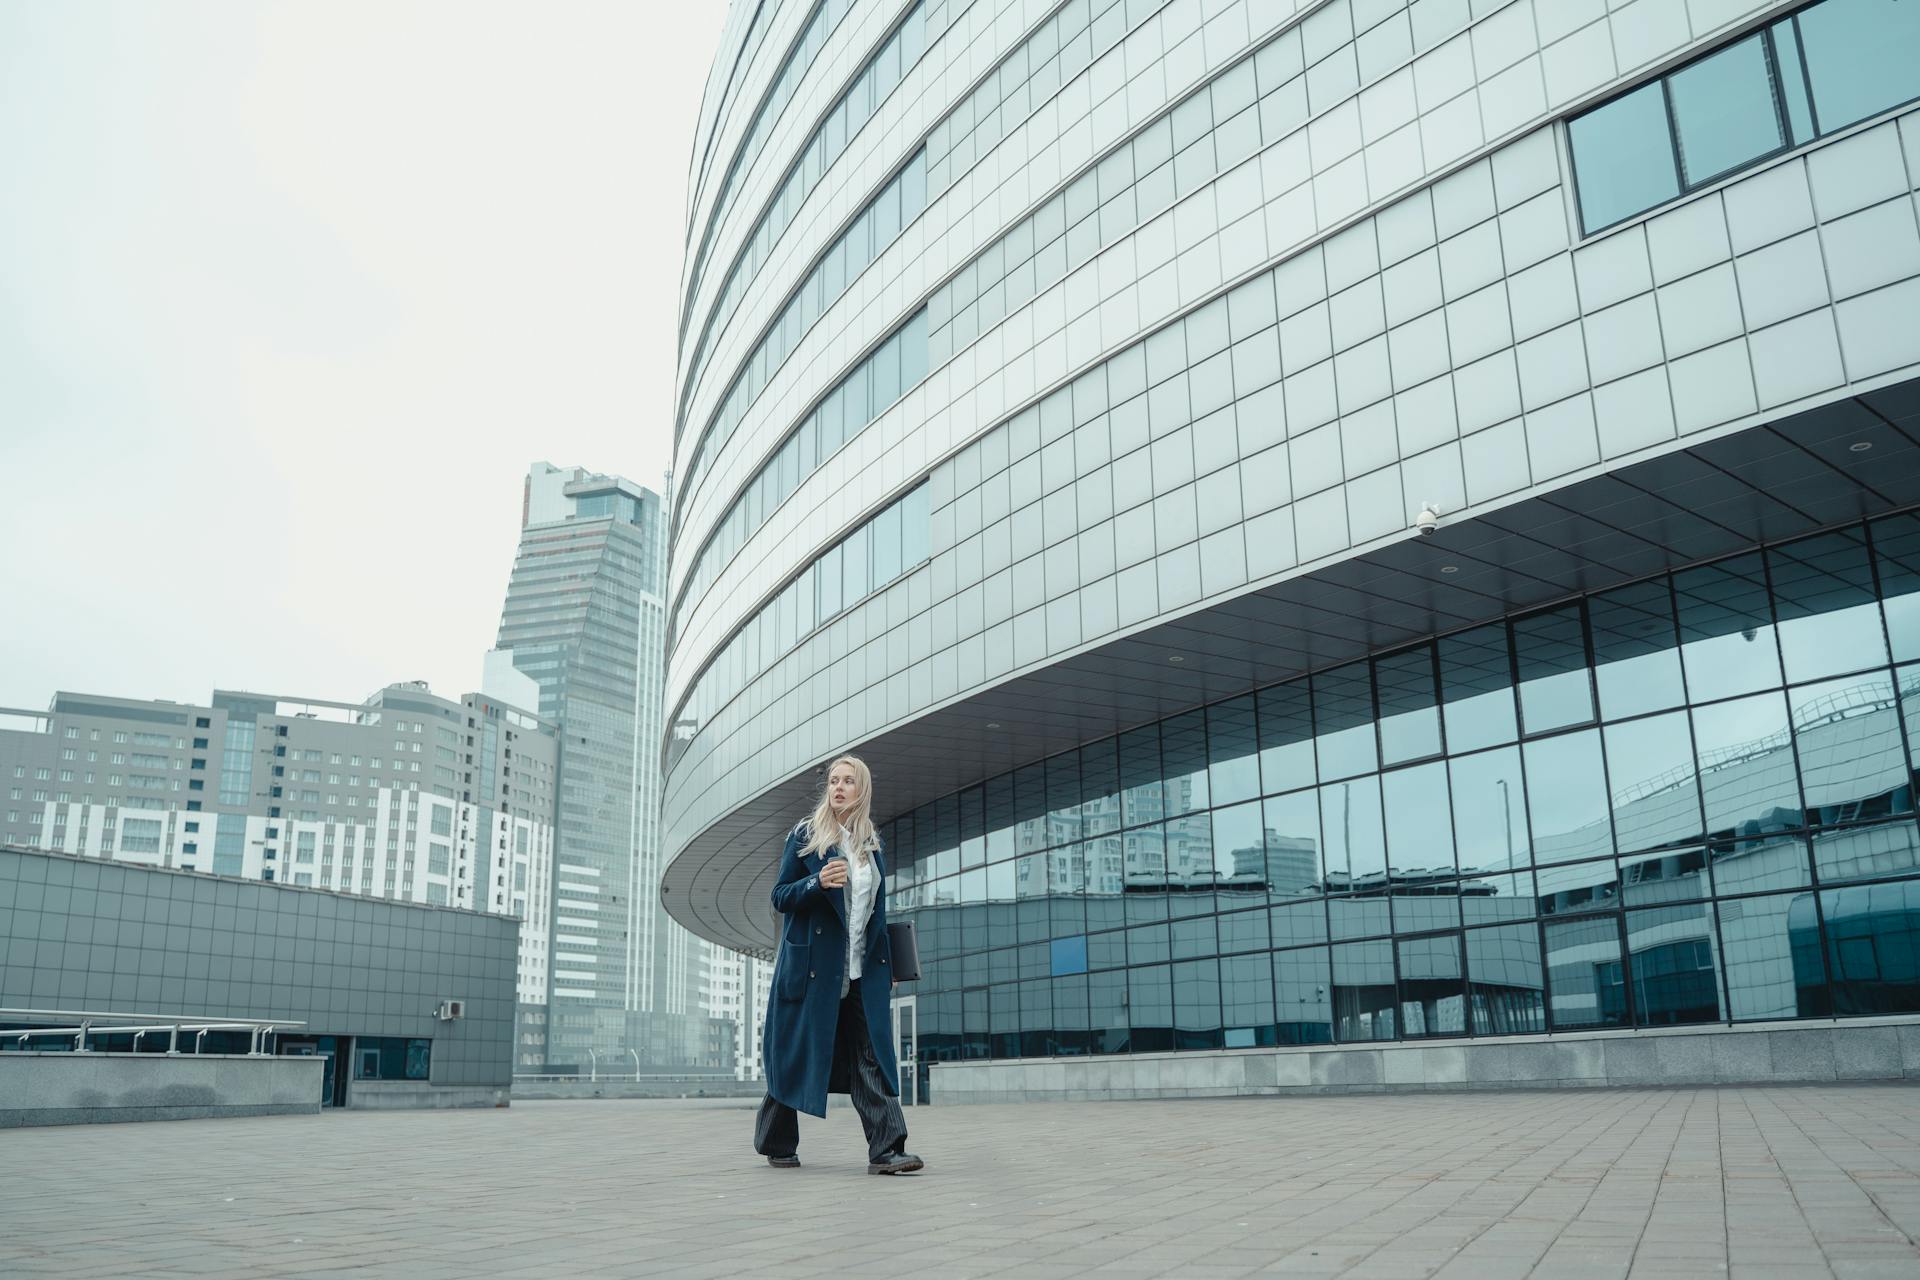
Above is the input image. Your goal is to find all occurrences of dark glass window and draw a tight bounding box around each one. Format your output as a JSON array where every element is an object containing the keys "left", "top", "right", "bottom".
[
  {"left": 1821, "top": 881, "right": 1920, "bottom": 1015},
  {"left": 1569, "top": 80, "right": 1680, "bottom": 232},
  {"left": 1118, "top": 724, "right": 1163, "bottom": 829},
  {"left": 1046, "top": 751, "right": 1085, "bottom": 845},
  {"left": 1619, "top": 846, "right": 1712, "bottom": 907},
  {"left": 1080, "top": 739, "right": 1121, "bottom": 837}
]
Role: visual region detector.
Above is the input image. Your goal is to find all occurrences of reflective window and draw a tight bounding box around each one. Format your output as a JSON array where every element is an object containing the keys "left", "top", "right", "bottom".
[
  {"left": 1319, "top": 776, "right": 1385, "bottom": 892},
  {"left": 1820, "top": 881, "right": 1920, "bottom": 1015},
  {"left": 1397, "top": 934, "right": 1466, "bottom": 1038},
  {"left": 1450, "top": 746, "right": 1530, "bottom": 872},
  {"left": 1694, "top": 692, "right": 1801, "bottom": 839},
  {"left": 1627, "top": 903, "right": 1725, "bottom": 1025},
  {"left": 1544, "top": 915, "right": 1629, "bottom": 1029},
  {"left": 1769, "top": 530, "right": 1888, "bottom": 682},
  {"left": 1256, "top": 680, "right": 1316, "bottom": 794},
  {"left": 886, "top": 513, "right": 1920, "bottom": 1076},
  {"left": 1383, "top": 761, "right": 1455, "bottom": 878},
  {"left": 1514, "top": 606, "right": 1594, "bottom": 734},
  {"left": 1314, "top": 663, "right": 1377, "bottom": 780},
  {"left": 1792, "top": 674, "right": 1909, "bottom": 826},
  {"left": 1677, "top": 555, "right": 1781, "bottom": 703},
  {"left": 1604, "top": 712, "right": 1703, "bottom": 853},
  {"left": 1523, "top": 731, "right": 1614, "bottom": 865},
  {"left": 1566, "top": 0, "right": 1920, "bottom": 233},
  {"left": 1331, "top": 940, "right": 1397, "bottom": 1041},
  {"left": 1720, "top": 893, "right": 1826, "bottom": 1020},
  {"left": 1220, "top": 953, "right": 1277, "bottom": 1047},
  {"left": 1668, "top": 35, "right": 1784, "bottom": 186},
  {"left": 1466, "top": 924, "right": 1546, "bottom": 1034},
  {"left": 1206, "top": 695, "right": 1260, "bottom": 806},
  {"left": 1590, "top": 579, "right": 1685, "bottom": 720},
  {"left": 1375, "top": 647, "right": 1441, "bottom": 765},
  {"left": 1439, "top": 625, "right": 1518, "bottom": 752},
  {"left": 1873, "top": 513, "right": 1920, "bottom": 662},
  {"left": 1796, "top": 0, "right": 1920, "bottom": 132},
  {"left": 1261, "top": 791, "right": 1323, "bottom": 901},
  {"left": 1569, "top": 81, "right": 1680, "bottom": 233},
  {"left": 1813, "top": 820, "right": 1920, "bottom": 885},
  {"left": 1273, "top": 946, "right": 1333, "bottom": 1044}
]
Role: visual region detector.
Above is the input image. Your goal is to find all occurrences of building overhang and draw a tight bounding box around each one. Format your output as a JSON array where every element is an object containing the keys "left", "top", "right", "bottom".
[{"left": 664, "top": 378, "right": 1920, "bottom": 956}]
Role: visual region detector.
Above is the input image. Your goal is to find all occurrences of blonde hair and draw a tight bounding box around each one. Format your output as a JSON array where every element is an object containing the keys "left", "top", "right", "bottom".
[{"left": 799, "top": 755, "right": 878, "bottom": 864}]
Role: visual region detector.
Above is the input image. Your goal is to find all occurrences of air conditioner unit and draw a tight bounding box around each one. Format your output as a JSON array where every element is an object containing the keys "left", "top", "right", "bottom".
[{"left": 436, "top": 999, "right": 465, "bottom": 1021}]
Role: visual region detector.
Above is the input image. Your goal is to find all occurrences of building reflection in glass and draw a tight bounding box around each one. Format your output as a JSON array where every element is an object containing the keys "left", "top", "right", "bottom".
[{"left": 882, "top": 515, "right": 1920, "bottom": 1090}]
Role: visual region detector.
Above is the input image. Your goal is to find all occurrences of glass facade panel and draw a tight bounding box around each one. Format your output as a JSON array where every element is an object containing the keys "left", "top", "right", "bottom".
[
  {"left": 1375, "top": 647, "right": 1441, "bottom": 766},
  {"left": 1569, "top": 81, "right": 1680, "bottom": 233},
  {"left": 1466, "top": 924, "right": 1546, "bottom": 1034},
  {"left": 1668, "top": 35, "right": 1784, "bottom": 186},
  {"left": 1544, "top": 915, "right": 1628, "bottom": 1030},
  {"left": 1590, "top": 579, "right": 1685, "bottom": 720},
  {"left": 888, "top": 516, "right": 1920, "bottom": 1065},
  {"left": 1438, "top": 625, "right": 1518, "bottom": 752},
  {"left": 1796, "top": 0, "right": 1920, "bottom": 132},
  {"left": 1514, "top": 606, "right": 1594, "bottom": 734},
  {"left": 1566, "top": 0, "right": 1920, "bottom": 232},
  {"left": 1627, "top": 903, "right": 1725, "bottom": 1025}
]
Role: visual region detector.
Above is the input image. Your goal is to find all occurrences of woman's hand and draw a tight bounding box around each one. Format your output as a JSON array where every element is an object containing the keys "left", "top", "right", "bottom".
[{"left": 818, "top": 857, "right": 849, "bottom": 889}]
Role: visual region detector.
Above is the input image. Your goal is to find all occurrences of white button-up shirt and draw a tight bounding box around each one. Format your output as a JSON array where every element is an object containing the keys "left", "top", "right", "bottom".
[{"left": 838, "top": 822, "right": 878, "bottom": 983}]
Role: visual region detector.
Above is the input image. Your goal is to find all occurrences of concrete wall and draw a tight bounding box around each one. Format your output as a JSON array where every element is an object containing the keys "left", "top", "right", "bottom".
[
  {"left": 346, "top": 1080, "right": 510, "bottom": 1110},
  {"left": 0, "top": 1053, "right": 323, "bottom": 1127},
  {"left": 930, "top": 1016, "right": 1920, "bottom": 1103},
  {"left": 510, "top": 1077, "right": 765, "bottom": 1101}
]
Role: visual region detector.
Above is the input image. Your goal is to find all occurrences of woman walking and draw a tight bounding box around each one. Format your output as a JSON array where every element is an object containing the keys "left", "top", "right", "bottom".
[{"left": 754, "top": 755, "right": 925, "bottom": 1174}]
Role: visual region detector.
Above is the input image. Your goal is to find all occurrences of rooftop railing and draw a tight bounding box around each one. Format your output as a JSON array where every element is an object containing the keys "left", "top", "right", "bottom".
[{"left": 0, "top": 1007, "right": 304, "bottom": 1056}]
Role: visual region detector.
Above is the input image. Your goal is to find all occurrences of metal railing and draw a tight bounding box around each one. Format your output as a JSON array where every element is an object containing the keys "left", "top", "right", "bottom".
[{"left": 0, "top": 1007, "right": 304, "bottom": 1056}]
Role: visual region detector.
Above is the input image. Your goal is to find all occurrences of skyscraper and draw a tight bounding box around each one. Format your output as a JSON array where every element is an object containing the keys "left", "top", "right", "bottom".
[{"left": 493, "top": 463, "right": 705, "bottom": 1072}]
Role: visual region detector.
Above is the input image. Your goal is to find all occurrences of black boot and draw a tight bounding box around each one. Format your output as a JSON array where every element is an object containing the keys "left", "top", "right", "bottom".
[{"left": 867, "top": 1151, "right": 924, "bottom": 1175}]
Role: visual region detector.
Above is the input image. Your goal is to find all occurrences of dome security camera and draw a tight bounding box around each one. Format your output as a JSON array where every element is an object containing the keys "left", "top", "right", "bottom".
[{"left": 1414, "top": 503, "right": 1440, "bottom": 536}]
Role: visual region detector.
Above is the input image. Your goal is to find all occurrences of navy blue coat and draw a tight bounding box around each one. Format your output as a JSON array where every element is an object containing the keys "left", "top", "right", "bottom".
[{"left": 761, "top": 820, "right": 900, "bottom": 1118}]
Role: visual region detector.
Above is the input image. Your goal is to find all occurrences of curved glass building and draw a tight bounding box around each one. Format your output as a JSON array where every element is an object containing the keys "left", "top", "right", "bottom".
[{"left": 667, "top": 0, "right": 1920, "bottom": 1097}]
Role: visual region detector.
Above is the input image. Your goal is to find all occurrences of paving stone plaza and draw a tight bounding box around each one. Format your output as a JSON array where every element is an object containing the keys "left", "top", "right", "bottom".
[{"left": 3, "top": 1088, "right": 1918, "bottom": 1277}]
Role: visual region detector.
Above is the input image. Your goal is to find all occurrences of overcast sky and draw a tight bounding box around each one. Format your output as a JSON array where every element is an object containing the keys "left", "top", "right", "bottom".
[{"left": 0, "top": 0, "right": 729, "bottom": 711}]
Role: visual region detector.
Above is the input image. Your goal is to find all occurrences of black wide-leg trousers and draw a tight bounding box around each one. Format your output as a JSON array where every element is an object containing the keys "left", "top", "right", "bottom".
[{"left": 755, "top": 978, "right": 907, "bottom": 1164}]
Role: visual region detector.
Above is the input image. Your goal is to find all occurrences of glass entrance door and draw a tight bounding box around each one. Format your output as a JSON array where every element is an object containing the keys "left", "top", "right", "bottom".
[{"left": 889, "top": 995, "right": 918, "bottom": 1105}]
